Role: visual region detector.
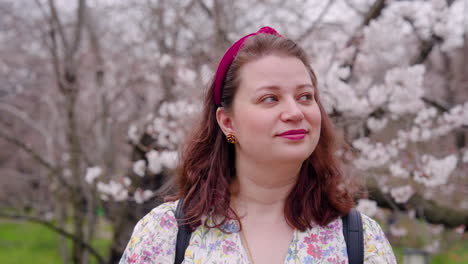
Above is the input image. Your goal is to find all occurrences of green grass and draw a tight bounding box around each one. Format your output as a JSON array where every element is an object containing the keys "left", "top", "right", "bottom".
[
  {"left": 392, "top": 240, "right": 468, "bottom": 264},
  {"left": 431, "top": 241, "right": 468, "bottom": 264},
  {"left": 0, "top": 221, "right": 62, "bottom": 264},
  {"left": 0, "top": 220, "right": 110, "bottom": 264}
]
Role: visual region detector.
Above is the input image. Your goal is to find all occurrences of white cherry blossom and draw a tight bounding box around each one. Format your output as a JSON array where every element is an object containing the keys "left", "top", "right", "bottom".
[
  {"left": 367, "top": 117, "right": 388, "bottom": 132},
  {"left": 134, "top": 189, "right": 154, "bottom": 204},
  {"left": 85, "top": 166, "right": 102, "bottom": 184},
  {"left": 127, "top": 124, "right": 139, "bottom": 144},
  {"left": 146, "top": 150, "right": 162, "bottom": 175},
  {"left": 96, "top": 180, "right": 128, "bottom": 202},
  {"left": 132, "top": 160, "right": 146, "bottom": 177},
  {"left": 390, "top": 185, "right": 414, "bottom": 203},
  {"left": 356, "top": 199, "right": 378, "bottom": 217},
  {"left": 385, "top": 65, "right": 426, "bottom": 116},
  {"left": 389, "top": 162, "right": 410, "bottom": 179},
  {"left": 414, "top": 154, "right": 458, "bottom": 187}
]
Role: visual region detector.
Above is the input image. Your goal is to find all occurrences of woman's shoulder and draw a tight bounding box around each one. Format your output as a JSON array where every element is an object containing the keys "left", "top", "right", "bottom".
[
  {"left": 134, "top": 200, "right": 178, "bottom": 230},
  {"left": 119, "top": 200, "right": 180, "bottom": 264},
  {"left": 361, "top": 213, "right": 383, "bottom": 232},
  {"left": 360, "top": 212, "right": 389, "bottom": 242},
  {"left": 146, "top": 200, "right": 178, "bottom": 220},
  {"left": 360, "top": 212, "right": 397, "bottom": 263}
]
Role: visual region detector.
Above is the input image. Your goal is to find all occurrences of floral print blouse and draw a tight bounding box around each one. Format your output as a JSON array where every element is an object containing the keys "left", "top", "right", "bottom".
[{"left": 120, "top": 200, "right": 396, "bottom": 264}]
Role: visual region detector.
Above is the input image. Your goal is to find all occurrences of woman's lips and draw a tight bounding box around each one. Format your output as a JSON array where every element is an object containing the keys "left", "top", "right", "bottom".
[{"left": 277, "top": 129, "right": 307, "bottom": 140}]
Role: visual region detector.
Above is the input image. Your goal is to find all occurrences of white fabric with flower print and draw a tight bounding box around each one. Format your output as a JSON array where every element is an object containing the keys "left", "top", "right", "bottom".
[{"left": 120, "top": 200, "right": 396, "bottom": 264}]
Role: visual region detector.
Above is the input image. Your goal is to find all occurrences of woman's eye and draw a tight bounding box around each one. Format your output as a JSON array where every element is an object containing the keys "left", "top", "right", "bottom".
[
  {"left": 298, "top": 94, "right": 313, "bottom": 101},
  {"left": 261, "top": 96, "right": 278, "bottom": 103}
]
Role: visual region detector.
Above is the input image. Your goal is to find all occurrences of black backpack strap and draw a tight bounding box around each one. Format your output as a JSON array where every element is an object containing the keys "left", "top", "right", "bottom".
[
  {"left": 342, "top": 208, "right": 364, "bottom": 264},
  {"left": 174, "top": 198, "right": 192, "bottom": 264}
]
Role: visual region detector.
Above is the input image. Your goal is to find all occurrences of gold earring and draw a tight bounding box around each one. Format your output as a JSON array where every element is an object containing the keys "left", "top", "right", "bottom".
[{"left": 226, "top": 134, "right": 238, "bottom": 144}]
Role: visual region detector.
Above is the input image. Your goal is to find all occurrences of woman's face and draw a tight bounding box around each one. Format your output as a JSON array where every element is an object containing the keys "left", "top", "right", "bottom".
[{"left": 218, "top": 54, "right": 322, "bottom": 164}]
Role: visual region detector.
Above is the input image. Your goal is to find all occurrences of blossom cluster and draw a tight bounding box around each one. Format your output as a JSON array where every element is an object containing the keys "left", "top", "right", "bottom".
[
  {"left": 414, "top": 154, "right": 458, "bottom": 187},
  {"left": 390, "top": 185, "right": 414, "bottom": 204},
  {"left": 353, "top": 102, "right": 466, "bottom": 173},
  {"left": 96, "top": 177, "right": 131, "bottom": 202},
  {"left": 92, "top": 100, "right": 199, "bottom": 204},
  {"left": 356, "top": 199, "right": 378, "bottom": 217},
  {"left": 133, "top": 150, "right": 178, "bottom": 176}
]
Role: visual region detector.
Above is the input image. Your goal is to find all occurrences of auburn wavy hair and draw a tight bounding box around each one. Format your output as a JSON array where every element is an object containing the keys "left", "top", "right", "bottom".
[{"left": 169, "top": 34, "right": 355, "bottom": 232}]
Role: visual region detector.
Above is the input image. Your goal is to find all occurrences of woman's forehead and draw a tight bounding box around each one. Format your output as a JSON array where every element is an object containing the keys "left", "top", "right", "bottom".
[{"left": 237, "top": 55, "right": 314, "bottom": 92}]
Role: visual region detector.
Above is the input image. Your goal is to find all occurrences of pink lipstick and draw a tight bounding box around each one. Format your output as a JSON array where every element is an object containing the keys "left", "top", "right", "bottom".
[{"left": 277, "top": 129, "right": 307, "bottom": 140}]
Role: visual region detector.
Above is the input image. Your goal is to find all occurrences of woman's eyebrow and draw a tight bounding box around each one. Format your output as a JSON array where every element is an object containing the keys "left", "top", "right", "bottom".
[
  {"left": 255, "top": 85, "right": 281, "bottom": 92},
  {"left": 297, "top": 84, "right": 315, "bottom": 90},
  {"left": 255, "top": 84, "right": 314, "bottom": 92}
]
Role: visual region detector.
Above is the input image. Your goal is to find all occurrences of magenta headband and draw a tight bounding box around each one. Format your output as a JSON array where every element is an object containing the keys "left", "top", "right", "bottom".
[{"left": 213, "top": 26, "right": 283, "bottom": 106}]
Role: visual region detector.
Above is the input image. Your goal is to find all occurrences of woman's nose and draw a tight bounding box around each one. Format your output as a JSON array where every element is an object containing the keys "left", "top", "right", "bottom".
[{"left": 280, "top": 99, "right": 304, "bottom": 122}]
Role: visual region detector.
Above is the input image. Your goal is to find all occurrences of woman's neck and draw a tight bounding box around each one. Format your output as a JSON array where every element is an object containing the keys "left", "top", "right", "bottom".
[{"left": 231, "top": 156, "right": 302, "bottom": 222}]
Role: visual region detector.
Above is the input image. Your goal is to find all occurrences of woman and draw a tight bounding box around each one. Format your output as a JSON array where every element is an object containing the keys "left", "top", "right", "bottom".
[{"left": 120, "top": 27, "right": 396, "bottom": 263}]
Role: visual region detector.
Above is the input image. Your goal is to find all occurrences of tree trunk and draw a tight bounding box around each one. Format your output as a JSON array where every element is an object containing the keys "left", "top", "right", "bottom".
[{"left": 57, "top": 200, "right": 70, "bottom": 264}]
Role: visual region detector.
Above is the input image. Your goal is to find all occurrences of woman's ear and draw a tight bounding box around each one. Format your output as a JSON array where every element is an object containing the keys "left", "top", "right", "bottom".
[{"left": 216, "top": 107, "right": 235, "bottom": 135}]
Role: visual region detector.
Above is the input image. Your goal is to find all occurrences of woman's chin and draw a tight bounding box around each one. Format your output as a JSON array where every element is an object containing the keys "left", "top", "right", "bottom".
[{"left": 270, "top": 151, "right": 313, "bottom": 164}]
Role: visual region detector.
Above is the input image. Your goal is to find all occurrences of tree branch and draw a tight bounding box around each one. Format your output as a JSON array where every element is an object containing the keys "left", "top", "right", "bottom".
[
  {"left": 407, "top": 0, "right": 456, "bottom": 65},
  {"left": 0, "top": 127, "right": 73, "bottom": 190},
  {"left": 69, "top": 0, "right": 86, "bottom": 61},
  {"left": 196, "top": 0, "right": 212, "bottom": 18},
  {"left": 297, "top": 0, "right": 336, "bottom": 42},
  {"left": 422, "top": 97, "right": 468, "bottom": 129},
  {"left": 367, "top": 181, "right": 468, "bottom": 229},
  {"left": 341, "top": 0, "right": 386, "bottom": 82},
  {"left": 47, "top": 0, "right": 69, "bottom": 51},
  {"left": 0, "top": 129, "right": 57, "bottom": 175},
  {"left": 361, "top": 0, "right": 385, "bottom": 27},
  {"left": 48, "top": 21, "right": 66, "bottom": 92},
  {"left": 412, "top": 34, "right": 443, "bottom": 64},
  {"left": 343, "top": 0, "right": 365, "bottom": 16},
  {"left": 84, "top": 7, "right": 104, "bottom": 86},
  {"left": 0, "top": 103, "right": 49, "bottom": 139}
]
